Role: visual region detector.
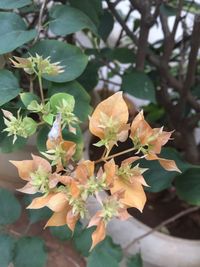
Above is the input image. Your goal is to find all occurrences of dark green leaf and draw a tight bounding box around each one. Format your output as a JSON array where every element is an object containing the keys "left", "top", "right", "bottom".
[
  {"left": 127, "top": 253, "right": 143, "bottom": 267},
  {"left": 14, "top": 237, "right": 47, "bottom": 267},
  {"left": 50, "top": 225, "right": 72, "bottom": 241},
  {"left": 111, "top": 48, "right": 135, "bottom": 63},
  {"left": 69, "top": 0, "right": 103, "bottom": 26},
  {"left": 160, "top": 4, "right": 177, "bottom": 17},
  {"left": 78, "top": 60, "right": 99, "bottom": 92},
  {"left": 49, "top": 5, "right": 97, "bottom": 36},
  {"left": 175, "top": 168, "right": 200, "bottom": 205},
  {"left": 0, "top": 0, "right": 31, "bottom": 9},
  {"left": 0, "top": 12, "right": 36, "bottom": 54},
  {"left": 29, "top": 40, "right": 88, "bottom": 83},
  {"left": 0, "top": 188, "right": 21, "bottom": 225},
  {"left": 0, "top": 70, "right": 20, "bottom": 106},
  {"left": 73, "top": 226, "right": 95, "bottom": 256},
  {"left": 36, "top": 125, "right": 50, "bottom": 152},
  {"left": 122, "top": 71, "right": 156, "bottom": 103},
  {"left": 141, "top": 148, "right": 191, "bottom": 192},
  {"left": 87, "top": 236, "right": 122, "bottom": 267},
  {"left": 24, "top": 194, "right": 52, "bottom": 224},
  {"left": 98, "top": 10, "right": 114, "bottom": 41},
  {"left": 0, "top": 234, "right": 15, "bottom": 267}
]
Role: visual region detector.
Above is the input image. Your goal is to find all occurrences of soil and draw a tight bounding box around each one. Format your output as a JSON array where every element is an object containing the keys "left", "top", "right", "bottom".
[
  {"left": 8, "top": 195, "right": 86, "bottom": 267},
  {"left": 89, "top": 135, "right": 200, "bottom": 240}
]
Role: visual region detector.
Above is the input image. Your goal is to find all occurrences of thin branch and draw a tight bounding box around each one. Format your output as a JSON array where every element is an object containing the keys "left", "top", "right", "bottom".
[
  {"left": 124, "top": 206, "right": 200, "bottom": 254},
  {"left": 33, "top": 0, "right": 48, "bottom": 44},
  {"left": 183, "top": 15, "right": 200, "bottom": 95},
  {"left": 115, "top": 8, "right": 133, "bottom": 47}
]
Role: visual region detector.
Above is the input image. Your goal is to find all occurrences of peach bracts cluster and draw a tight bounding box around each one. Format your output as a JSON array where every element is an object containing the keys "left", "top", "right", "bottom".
[{"left": 11, "top": 92, "right": 180, "bottom": 250}]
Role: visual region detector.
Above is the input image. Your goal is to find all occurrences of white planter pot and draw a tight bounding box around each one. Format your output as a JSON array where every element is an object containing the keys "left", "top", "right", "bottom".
[{"left": 84, "top": 131, "right": 200, "bottom": 267}]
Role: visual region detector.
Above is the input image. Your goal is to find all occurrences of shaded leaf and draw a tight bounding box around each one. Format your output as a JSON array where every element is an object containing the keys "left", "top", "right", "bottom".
[
  {"left": 49, "top": 5, "right": 97, "bottom": 35},
  {"left": 0, "top": 188, "right": 21, "bottom": 225},
  {"left": 0, "top": 0, "right": 31, "bottom": 9},
  {"left": 175, "top": 168, "right": 200, "bottom": 206},
  {"left": 87, "top": 236, "right": 122, "bottom": 267},
  {"left": 127, "top": 253, "right": 143, "bottom": 267},
  {"left": 0, "top": 234, "right": 15, "bottom": 267},
  {"left": 0, "top": 70, "right": 20, "bottom": 106},
  {"left": 13, "top": 237, "right": 47, "bottom": 267},
  {"left": 98, "top": 10, "right": 114, "bottom": 41},
  {"left": 50, "top": 225, "right": 72, "bottom": 241},
  {"left": 0, "top": 12, "right": 36, "bottom": 54},
  {"left": 122, "top": 71, "right": 156, "bottom": 103}
]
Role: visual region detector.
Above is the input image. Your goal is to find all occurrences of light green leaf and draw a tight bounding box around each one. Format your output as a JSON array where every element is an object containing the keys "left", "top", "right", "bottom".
[
  {"left": 49, "top": 92, "right": 75, "bottom": 113},
  {"left": 0, "top": 188, "right": 21, "bottom": 225},
  {"left": 49, "top": 81, "right": 92, "bottom": 121},
  {"left": 23, "top": 117, "right": 37, "bottom": 136},
  {"left": 175, "top": 168, "right": 200, "bottom": 206},
  {"left": 0, "top": 234, "right": 15, "bottom": 267},
  {"left": 0, "top": 70, "right": 20, "bottom": 106},
  {"left": 29, "top": 40, "right": 88, "bottom": 83},
  {"left": 122, "top": 70, "right": 156, "bottom": 103},
  {"left": 0, "top": 0, "right": 31, "bottom": 9},
  {"left": 49, "top": 5, "right": 97, "bottom": 36},
  {"left": 87, "top": 236, "right": 122, "bottom": 267},
  {"left": 20, "top": 93, "right": 39, "bottom": 108},
  {"left": 0, "top": 12, "right": 36, "bottom": 54},
  {"left": 13, "top": 237, "right": 47, "bottom": 267}
]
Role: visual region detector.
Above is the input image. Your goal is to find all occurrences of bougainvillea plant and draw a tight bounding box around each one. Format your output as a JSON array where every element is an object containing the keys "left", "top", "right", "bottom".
[{"left": 4, "top": 55, "right": 180, "bottom": 251}]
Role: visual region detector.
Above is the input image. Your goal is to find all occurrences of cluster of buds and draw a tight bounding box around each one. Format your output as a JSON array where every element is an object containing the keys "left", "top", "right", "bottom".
[
  {"left": 11, "top": 92, "right": 180, "bottom": 250},
  {"left": 2, "top": 109, "right": 37, "bottom": 143},
  {"left": 10, "top": 54, "right": 64, "bottom": 76}
]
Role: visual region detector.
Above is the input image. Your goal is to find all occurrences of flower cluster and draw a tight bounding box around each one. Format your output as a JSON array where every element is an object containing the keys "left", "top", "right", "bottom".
[{"left": 11, "top": 92, "right": 180, "bottom": 250}]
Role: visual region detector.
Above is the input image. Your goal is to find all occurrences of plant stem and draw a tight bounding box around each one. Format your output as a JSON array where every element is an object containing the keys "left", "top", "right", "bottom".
[
  {"left": 95, "top": 147, "right": 136, "bottom": 163},
  {"left": 38, "top": 74, "right": 44, "bottom": 103},
  {"left": 123, "top": 206, "right": 200, "bottom": 255}
]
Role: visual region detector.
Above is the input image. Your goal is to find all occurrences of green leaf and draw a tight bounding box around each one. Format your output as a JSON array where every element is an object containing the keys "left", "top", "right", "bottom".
[
  {"left": 50, "top": 225, "right": 72, "bottom": 241},
  {"left": 0, "top": 234, "right": 15, "bottom": 267},
  {"left": 87, "top": 236, "right": 123, "bottom": 267},
  {"left": 42, "top": 113, "right": 54, "bottom": 125},
  {"left": 24, "top": 194, "right": 52, "bottom": 224},
  {"left": 23, "top": 117, "right": 37, "bottom": 136},
  {"left": 78, "top": 60, "right": 99, "bottom": 92},
  {"left": 49, "top": 92, "right": 75, "bottom": 113},
  {"left": 0, "top": 188, "right": 21, "bottom": 225},
  {"left": 0, "top": 70, "right": 20, "bottom": 106},
  {"left": 0, "top": 12, "right": 36, "bottom": 54},
  {"left": 98, "top": 10, "right": 114, "bottom": 41},
  {"left": 20, "top": 93, "right": 39, "bottom": 108},
  {"left": 122, "top": 70, "right": 156, "bottom": 103},
  {"left": 49, "top": 81, "right": 92, "bottom": 121},
  {"left": 36, "top": 125, "right": 50, "bottom": 152},
  {"left": 127, "top": 253, "right": 143, "bottom": 267},
  {"left": 13, "top": 237, "right": 47, "bottom": 267},
  {"left": 175, "top": 168, "right": 200, "bottom": 206},
  {"left": 69, "top": 0, "right": 102, "bottom": 26},
  {"left": 0, "top": 0, "right": 31, "bottom": 9},
  {"left": 111, "top": 48, "right": 135, "bottom": 63},
  {"left": 73, "top": 226, "right": 95, "bottom": 256},
  {"left": 49, "top": 5, "right": 97, "bottom": 36},
  {"left": 29, "top": 40, "right": 88, "bottom": 83},
  {"left": 141, "top": 148, "right": 191, "bottom": 192}
]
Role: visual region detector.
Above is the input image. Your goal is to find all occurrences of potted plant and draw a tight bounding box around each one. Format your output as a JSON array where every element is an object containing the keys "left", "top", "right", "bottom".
[{"left": 0, "top": 1, "right": 200, "bottom": 267}]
